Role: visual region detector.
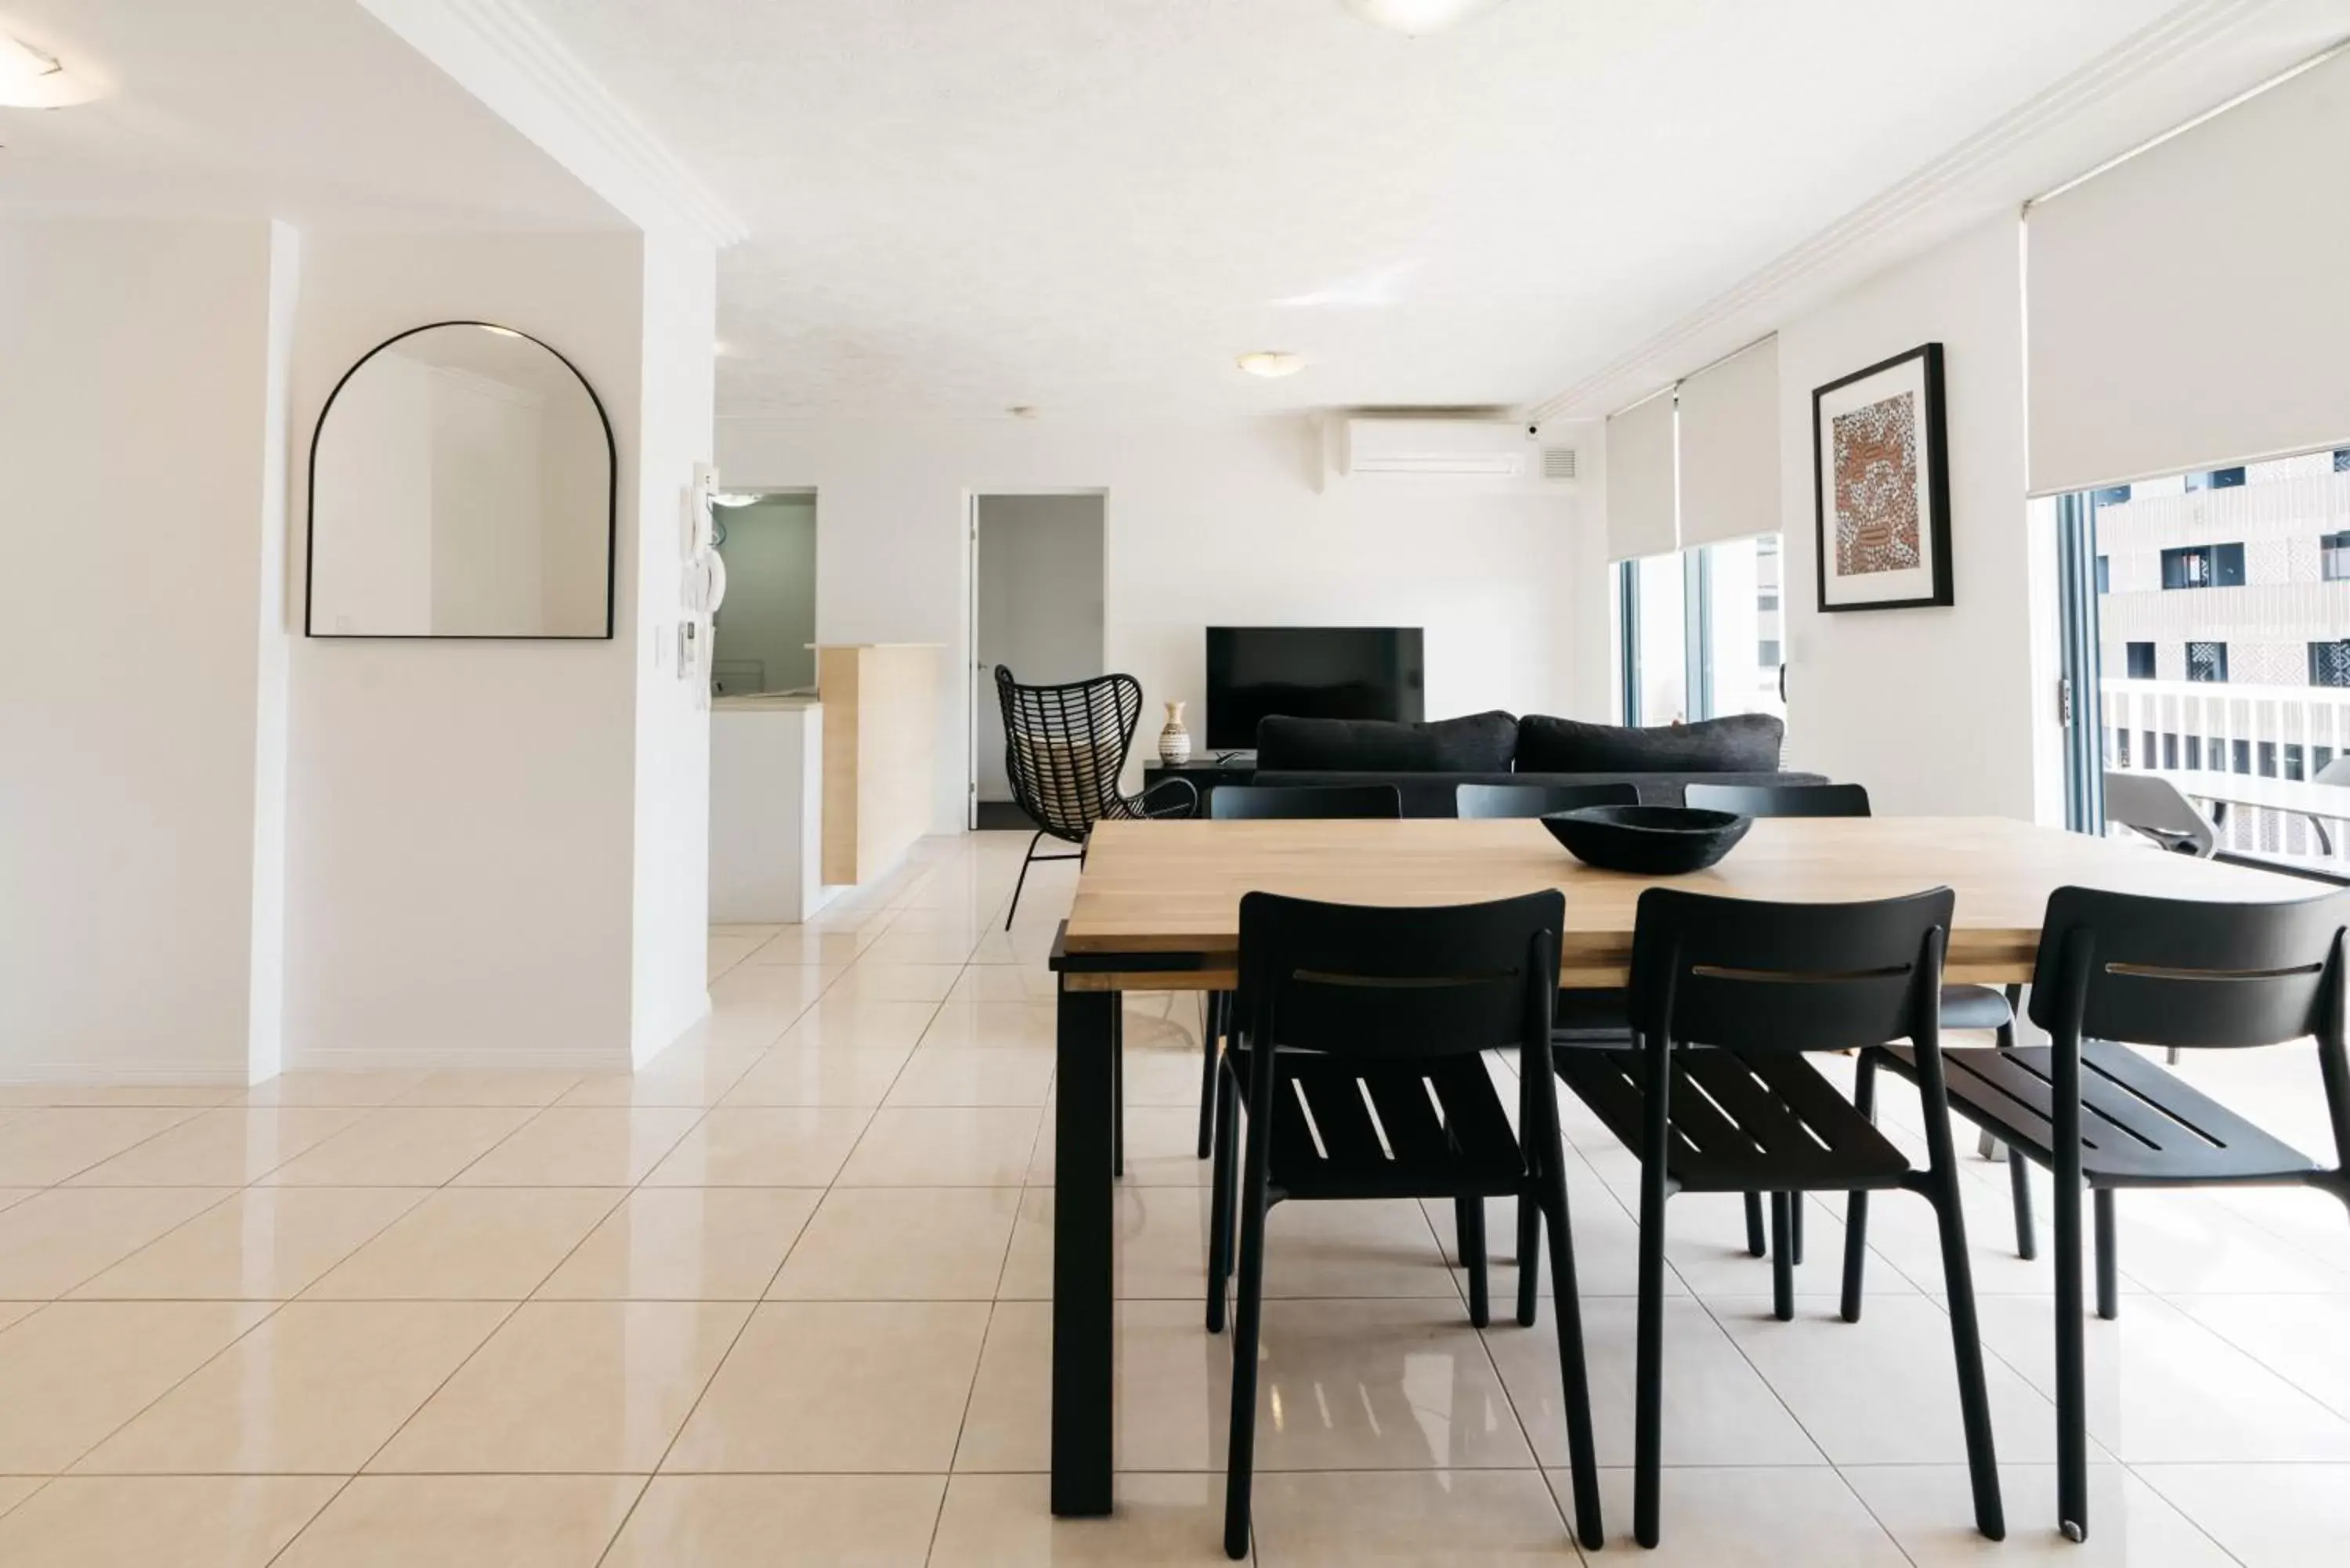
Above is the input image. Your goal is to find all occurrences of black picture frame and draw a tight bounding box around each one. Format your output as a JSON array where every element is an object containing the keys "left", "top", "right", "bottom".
[
  {"left": 1810, "top": 341, "right": 1953, "bottom": 613},
  {"left": 304, "top": 320, "right": 618, "bottom": 640}
]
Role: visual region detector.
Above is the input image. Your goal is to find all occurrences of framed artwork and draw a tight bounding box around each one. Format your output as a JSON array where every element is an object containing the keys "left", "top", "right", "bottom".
[{"left": 1811, "top": 341, "right": 1953, "bottom": 612}]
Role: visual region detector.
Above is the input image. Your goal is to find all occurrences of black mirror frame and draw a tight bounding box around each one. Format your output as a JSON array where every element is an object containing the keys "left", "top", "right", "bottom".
[{"left": 304, "top": 320, "right": 619, "bottom": 640}]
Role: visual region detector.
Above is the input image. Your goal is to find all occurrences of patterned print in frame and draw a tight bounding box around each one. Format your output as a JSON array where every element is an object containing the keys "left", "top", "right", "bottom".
[{"left": 1811, "top": 342, "right": 1953, "bottom": 611}]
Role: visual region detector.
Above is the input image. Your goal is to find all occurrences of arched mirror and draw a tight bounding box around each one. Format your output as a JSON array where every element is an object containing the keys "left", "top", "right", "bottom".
[{"left": 306, "top": 322, "right": 615, "bottom": 638}]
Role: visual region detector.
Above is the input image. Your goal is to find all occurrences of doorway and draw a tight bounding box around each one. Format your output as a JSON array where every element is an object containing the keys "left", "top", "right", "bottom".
[
  {"left": 709, "top": 490, "right": 817, "bottom": 697},
  {"left": 969, "top": 492, "right": 1106, "bottom": 829}
]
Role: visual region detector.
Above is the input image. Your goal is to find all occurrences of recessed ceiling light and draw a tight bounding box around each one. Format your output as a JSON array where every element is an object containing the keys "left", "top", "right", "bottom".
[
  {"left": 1237, "top": 352, "right": 1307, "bottom": 379},
  {"left": 0, "top": 33, "right": 99, "bottom": 108},
  {"left": 1341, "top": 0, "right": 1504, "bottom": 36}
]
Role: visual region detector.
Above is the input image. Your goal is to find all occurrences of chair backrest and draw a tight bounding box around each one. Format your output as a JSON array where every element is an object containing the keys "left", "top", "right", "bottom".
[
  {"left": 1627, "top": 885, "right": 1953, "bottom": 1054},
  {"left": 1237, "top": 890, "right": 1562, "bottom": 1060},
  {"left": 995, "top": 665, "right": 1141, "bottom": 843},
  {"left": 2102, "top": 771, "right": 2218, "bottom": 857},
  {"left": 1208, "top": 783, "right": 1402, "bottom": 821},
  {"left": 1455, "top": 781, "right": 1640, "bottom": 819},
  {"left": 2027, "top": 885, "right": 2350, "bottom": 1052},
  {"left": 1684, "top": 781, "right": 1871, "bottom": 818}
]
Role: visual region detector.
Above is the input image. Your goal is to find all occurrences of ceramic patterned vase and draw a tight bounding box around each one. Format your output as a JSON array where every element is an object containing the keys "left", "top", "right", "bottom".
[{"left": 1158, "top": 700, "right": 1192, "bottom": 765}]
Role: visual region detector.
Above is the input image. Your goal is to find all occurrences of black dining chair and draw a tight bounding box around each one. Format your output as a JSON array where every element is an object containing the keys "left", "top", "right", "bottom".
[
  {"left": 1455, "top": 781, "right": 1640, "bottom": 818},
  {"left": 1684, "top": 779, "right": 2030, "bottom": 1263},
  {"left": 1209, "top": 890, "right": 1603, "bottom": 1559},
  {"left": 1849, "top": 885, "right": 2350, "bottom": 1543},
  {"left": 1193, "top": 782, "right": 1404, "bottom": 1160},
  {"left": 1553, "top": 885, "right": 2005, "bottom": 1548}
]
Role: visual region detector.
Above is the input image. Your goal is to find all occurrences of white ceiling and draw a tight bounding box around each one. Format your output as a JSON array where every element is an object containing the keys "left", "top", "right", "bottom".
[
  {"left": 524, "top": 0, "right": 2228, "bottom": 420},
  {"left": 0, "top": 1, "right": 620, "bottom": 228}
]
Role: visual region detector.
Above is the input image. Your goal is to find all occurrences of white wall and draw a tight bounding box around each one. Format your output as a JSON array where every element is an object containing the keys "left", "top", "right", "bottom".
[
  {"left": 720, "top": 416, "right": 1600, "bottom": 831},
  {"left": 975, "top": 493, "right": 1106, "bottom": 801},
  {"left": 1776, "top": 215, "right": 2061, "bottom": 821},
  {"left": 627, "top": 226, "right": 719, "bottom": 1066},
  {"left": 0, "top": 219, "right": 294, "bottom": 1082},
  {"left": 284, "top": 230, "right": 648, "bottom": 1071}
]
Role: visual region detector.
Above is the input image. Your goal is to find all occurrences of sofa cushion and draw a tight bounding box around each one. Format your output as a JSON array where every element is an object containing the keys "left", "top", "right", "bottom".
[
  {"left": 1254, "top": 768, "right": 1823, "bottom": 815},
  {"left": 1255, "top": 710, "right": 1517, "bottom": 772},
  {"left": 1514, "top": 713, "right": 1784, "bottom": 775}
]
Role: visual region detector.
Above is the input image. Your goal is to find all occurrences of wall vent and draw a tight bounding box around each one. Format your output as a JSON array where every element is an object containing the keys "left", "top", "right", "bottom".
[{"left": 1542, "top": 446, "right": 1580, "bottom": 481}]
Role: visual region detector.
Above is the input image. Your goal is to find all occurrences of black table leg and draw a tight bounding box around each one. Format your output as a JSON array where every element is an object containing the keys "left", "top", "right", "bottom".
[{"left": 1052, "top": 979, "right": 1119, "bottom": 1517}]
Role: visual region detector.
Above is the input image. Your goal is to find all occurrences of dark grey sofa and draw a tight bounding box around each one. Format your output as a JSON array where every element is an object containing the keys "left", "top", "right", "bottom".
[{"left": 1249, "top": 711, "right": 1822, "bottom": 817}]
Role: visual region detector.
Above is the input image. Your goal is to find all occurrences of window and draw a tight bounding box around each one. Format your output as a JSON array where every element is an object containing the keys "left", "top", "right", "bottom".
[
  {"left": 2336, "top": 449, "right": 2350, "bottom": 473},
  {"left": 2093, "top": 485, "right": 2133, "bottom": 506},
  {"left": 2232, "top": 738, "right": 2251, "bottom": 773},
  {"left": 2323, "top": 531, "right": 2350, "bottom": 581},
  {"left": 2124, "top": 641, "right": 2157, "bottom": 679},
  {"left": 2287, "top": 743, "right": 2306, "bottom": 781},
  {"left": 2186, "top": 467, "right": 2247, "bottom": 490},
  {"left": 2312, "top": 641, "right": 2350, "bottom": 688},
  {"left": 1617, "top": 534, "right": 1784, "bottom": 727},
  {"left": 2186, "top": 641, "right": 2229, "bottom": 682},
  {"left": 2185, "top": 735, "right": 2203, "bottom": 769},
  {"left": 2258, "top": 741, "right": 2278, "bottom": 777},
  {"left": 2160, "top": 543, "right": 2245, "bottom": 589},
  {"left": 2095, "top": 555, "right": 2110, "bottom": 593}
]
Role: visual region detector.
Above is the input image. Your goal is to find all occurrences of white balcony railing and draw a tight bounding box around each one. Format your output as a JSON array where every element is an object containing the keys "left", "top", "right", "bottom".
[{"left": 2102, "top": 677, "right": 2350, "bottom": 864}]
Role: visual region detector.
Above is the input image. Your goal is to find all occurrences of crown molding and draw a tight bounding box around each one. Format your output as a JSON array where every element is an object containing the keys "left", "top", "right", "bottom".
[
  {"left": 1530, "top": 0, "right": 2283, "bottom": 423},
  {"left": 360, "top": 0, "right": 749, "bottom": 247}
]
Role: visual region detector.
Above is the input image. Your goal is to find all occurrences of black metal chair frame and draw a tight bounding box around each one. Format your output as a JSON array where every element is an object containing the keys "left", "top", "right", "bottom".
[
  {"left": 1193, "top": 785, "right": 1405, "bottom": 1164},
  {"left": 1454, "top": 781, "right": 1640, "bottom": 819},
  {"left": 993, "top": 665, "right": 1196, "bottom": 928},
  {"left": 1553, "top": 885, "right": 2006, "bottom": 1548},
  {"left": 1681, "top": 782, "right": 2028, "bottom": 1266},
  {"left": 1206, "top": 890, "right": 1603, "bottom": 1559},
  {"left": 1853, "top": 885, "right": 2350, "bottom": 1543}
]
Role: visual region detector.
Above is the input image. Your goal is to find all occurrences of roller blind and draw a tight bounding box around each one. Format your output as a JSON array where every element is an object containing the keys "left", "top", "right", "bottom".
[
  {"left": 1677, "top": 336, "right": 1781, "bottom": 547},
  {"left": 1604, "top": 388, "right": 1678, "bottom": 560},
  {"left": 2027, "top": 49, "right": 2350, "bottom": 496}
]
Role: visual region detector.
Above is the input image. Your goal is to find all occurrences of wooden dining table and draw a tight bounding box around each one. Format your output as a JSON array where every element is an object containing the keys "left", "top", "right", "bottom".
[{"left": 1041, "top": 813, "right": 2312, "bottom": 1516}]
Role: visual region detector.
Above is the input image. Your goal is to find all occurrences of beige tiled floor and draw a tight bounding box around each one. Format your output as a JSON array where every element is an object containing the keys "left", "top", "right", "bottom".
[{"left": 1, "top": 831, "right": 2346, "bottom": 1563}]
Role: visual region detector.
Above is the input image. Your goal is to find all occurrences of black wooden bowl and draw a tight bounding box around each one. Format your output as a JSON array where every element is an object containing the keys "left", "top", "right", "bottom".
[{"left": 1538, "top": 804, "right": 1752, "bottom": 875}]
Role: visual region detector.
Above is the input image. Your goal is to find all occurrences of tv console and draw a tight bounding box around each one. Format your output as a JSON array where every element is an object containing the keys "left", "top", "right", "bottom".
[{"left": 1143, "top": 753, "right": 1255, "bottom": 818}]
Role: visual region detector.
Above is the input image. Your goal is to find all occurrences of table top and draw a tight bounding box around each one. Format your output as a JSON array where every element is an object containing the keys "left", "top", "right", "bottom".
[
  {"left": 1059, "top": 815, "right": 2314, "bottom": 989},
  {"left": 2137, "top": 768, "right": 2350, "bottom": 818}
]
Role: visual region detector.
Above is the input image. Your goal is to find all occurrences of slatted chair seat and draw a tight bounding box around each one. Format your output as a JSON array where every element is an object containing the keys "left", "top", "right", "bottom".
[
  {"left": 1556, "top": 1046, "right": 1914, "bottom": 1194},
  {"left": 1227, "top": 1050, "right": 1527, "bottom": 1201},
  {"left": 1885, "top": 1039, "right": 2324, "bottom": 1188}
]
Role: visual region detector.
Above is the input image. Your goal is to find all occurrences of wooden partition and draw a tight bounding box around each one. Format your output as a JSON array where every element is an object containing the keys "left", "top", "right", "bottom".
[{"left": 817, "top": 643, "right": 942, "bottom": 887}]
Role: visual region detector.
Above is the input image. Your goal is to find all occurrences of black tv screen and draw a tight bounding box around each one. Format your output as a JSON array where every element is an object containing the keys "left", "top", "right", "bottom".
[{"left": 1206, "top": 627, "right": 1424, "bottom": 751}]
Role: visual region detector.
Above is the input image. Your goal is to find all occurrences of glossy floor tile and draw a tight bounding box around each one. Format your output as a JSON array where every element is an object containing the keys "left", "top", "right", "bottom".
[{"left": 5, "top": 831, "right": 2346, "bottom": 1563}]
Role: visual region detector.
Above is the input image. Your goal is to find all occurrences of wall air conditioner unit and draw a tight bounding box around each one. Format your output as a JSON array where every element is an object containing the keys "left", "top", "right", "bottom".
[{"left": 1342, "top": 417, "right": 1528, "bottom": 479}]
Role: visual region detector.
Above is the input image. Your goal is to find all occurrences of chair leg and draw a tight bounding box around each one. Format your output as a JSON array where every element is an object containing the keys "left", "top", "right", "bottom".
[
  {"left": 1979, "top": 995, "right": 2022, "bottom": 1160},
  {"left": 2094, "top": 1187, "right": 2119, "bottom": 1321},
  {"left": 1842, "top": 1050, "right": 1876, "bottom": 1324},
  {"left": 2011, "top": 1143, "right": 2038, "bottom": 1261},
  {"left": 1206, "top": 1062, "right": 1238, "bottom": 1333},
  {"left": 1790, "top": 1194, "right": 1806, "bottom": 1267},
  {"left": 1542, "top": 1177, "right": 1605, "bottom": 1551},
  {"left": 1516, "top": 1194, "right": 1540, "bottom": 1328},
  {"left": 1110, "top": 1004, "right": 1125, "bottom": 1180},
  {"left": 1917, "top": 1044, "right": 2006, "bottom": 1543},
  {"left": 1633, "top": 1046, "right": 1672, "bottom": 1549},
  {"left": 2052, "top": 1032, "right": 2089, "bottom": 1541},
  {"left": 1770, "top": 1193, "right": 1795, "bottom": 1322},
  {"left": 1005, "top": 830, "right": 1045, "bottom": 930},
  {"left": 1196, "top": 992, "right": 1223, "bottom": 1161},
  {"left": 1743, "top": 1191, "right": 1766, "bottom": 1257},
  {"left": 1457, "top": 1196, "right": 1490, "bottom": 1329},
  {"left": 1222, "top": 1115, "right": 1274, "bottom": 1558}
]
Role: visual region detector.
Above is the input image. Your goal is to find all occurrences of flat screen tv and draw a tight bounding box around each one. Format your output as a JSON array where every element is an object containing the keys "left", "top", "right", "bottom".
[{"left": 1205, "top": 627, "right": 1424, "bottom": 751}]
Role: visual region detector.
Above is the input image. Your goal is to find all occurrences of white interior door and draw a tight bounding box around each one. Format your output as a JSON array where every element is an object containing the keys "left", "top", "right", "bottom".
[{"left": 971, "top": 493, "right": 1107, "bottom": 807}]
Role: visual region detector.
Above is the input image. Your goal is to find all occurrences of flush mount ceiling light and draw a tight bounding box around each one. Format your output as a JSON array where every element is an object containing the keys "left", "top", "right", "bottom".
[
  {"left": 1237, "top": 352, "right": 1307, "bottom": 379},
  {"left": 1341, "top": 0, "right": 1505, "bottom": 37},
  {"left": 0, "top": 32, "right": 99, "bottom": 108}
]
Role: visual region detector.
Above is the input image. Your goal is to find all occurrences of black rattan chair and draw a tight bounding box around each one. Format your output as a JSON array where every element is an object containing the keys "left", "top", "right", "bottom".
[
  {"left": 1210, "top": 890, "right": 1603, "bottom": 1559},
  {"left": 1554, "top": 885, "right": 2005, "bottom": 1548},
  {"left": 994, "top": 666, "right": 1195, "bottom": 928},
  {"left": 1852, "top": 886, "right": 2350, "bottom": 1542}
]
